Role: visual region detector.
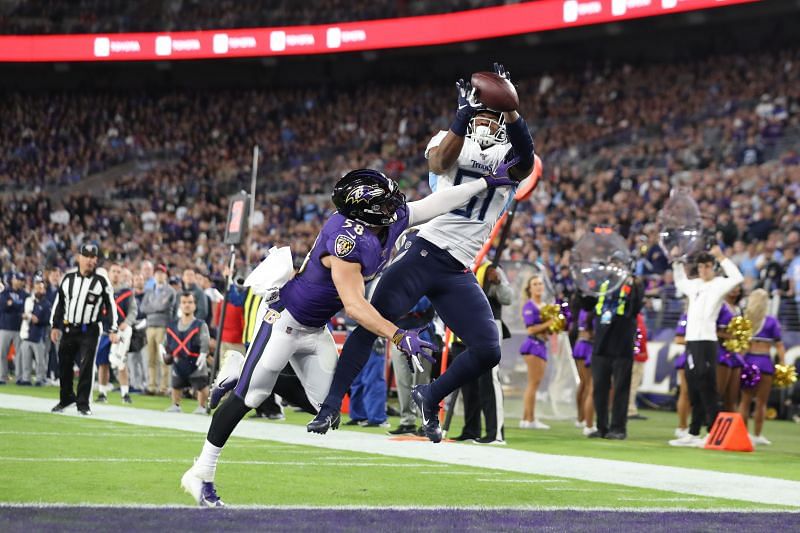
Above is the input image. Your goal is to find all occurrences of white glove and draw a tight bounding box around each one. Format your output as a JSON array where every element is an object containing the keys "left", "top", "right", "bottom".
[{"left": 196, "top": 353, "right": 208, "bottom": 373}]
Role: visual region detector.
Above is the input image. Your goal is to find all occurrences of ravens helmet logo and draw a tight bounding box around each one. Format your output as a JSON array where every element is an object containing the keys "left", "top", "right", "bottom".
[{"left": 345, "top": 185, "right": 384, "bottom": 205}]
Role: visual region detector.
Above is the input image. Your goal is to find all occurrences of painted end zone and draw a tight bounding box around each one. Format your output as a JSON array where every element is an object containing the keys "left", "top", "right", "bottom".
[{"left": 0, "top": 506, "right": 793, "bottom": 532}]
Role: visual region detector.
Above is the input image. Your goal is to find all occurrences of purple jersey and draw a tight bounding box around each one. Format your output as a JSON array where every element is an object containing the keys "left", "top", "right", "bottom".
[
  {"left": 577, "top": 309, "right": 592, "bottom": 332},
  {"left": 751, "top": 315, "right": 781, "bottom": 343},
  {"left": 716, "top": 303, "right": 736, "bottom": 329},
  {"left": 675, "top": 313, "right": 687, "bottom": 337},
  {"left": 522, "top": 300, "right": 541, "bottom": 328},
  {"left": 280, "top": 207, "right": 409, "bottom": 327}
]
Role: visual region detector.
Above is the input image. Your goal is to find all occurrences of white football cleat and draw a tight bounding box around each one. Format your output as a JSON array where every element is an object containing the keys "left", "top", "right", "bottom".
[
  {"left": 529, "top": 420, "right": 550, "bottom": 430},
  {"left": 574, "top": 420, "right": 586, "bottom": 429},
  {"left": 674, "top": 427, "right": 690, "bottom": 439},
  {"left": 519, "top": 420, "right": 532, "bottom": 429},
  {"left": 668, "top": 434, "right": 704, "bottom": 447},
  {"left": 582, "top": 425, "right": 598, "bottom": 437},
  {"left": 751, "top": 434, "right": 772, "bottom": 446},
  {"left": 181, "top": 464, "right": 224, "bottom": 508}
]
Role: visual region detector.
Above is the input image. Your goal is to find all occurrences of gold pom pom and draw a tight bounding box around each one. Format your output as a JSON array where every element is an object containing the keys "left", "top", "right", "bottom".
[
  {"left": 540, "top": 304, "right": 566, "bottom": 334},
  {"left": 773, "top": 364, "right": 798, "bottom": 389},
  {"left": 722, "top": 316, "right": 753, "bottom": 354}
]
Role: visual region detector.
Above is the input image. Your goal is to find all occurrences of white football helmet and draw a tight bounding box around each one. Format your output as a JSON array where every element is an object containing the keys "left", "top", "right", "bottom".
[{"left": 467, "top": 111, "right": 507, "bottom": 149}]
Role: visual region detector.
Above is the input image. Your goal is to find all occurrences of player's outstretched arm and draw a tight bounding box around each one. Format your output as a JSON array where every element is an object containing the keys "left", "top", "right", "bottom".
[
  {"left": 407, "top": 156, "right": 520, "bottom": 227},
  {"left": 327, "top": 257, "right": 435, "bottom": 370},
  {"left": 429, "top": 78, "right": 484, "bottom": 174},
  {"left": 494, "top": 63, "right": 535, "bottom": 181},
  {"left": 328, "top": 256, "right": 398, "bottom": 340}
]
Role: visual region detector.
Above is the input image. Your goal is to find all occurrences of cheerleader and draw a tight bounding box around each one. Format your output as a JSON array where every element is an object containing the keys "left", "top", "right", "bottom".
[
  {"left": 519, "top": 274, "right": 555, "bottom": 430},
  {"left": 739, "top": 289, "right": 786, "bottom": 445},
  {"left": 673, "top": 313, "right": 690, "bottom": 439},
  {"left": 716, "top": 285, "right": 743, "bottom": 412},
  {"left": 572, "top": 308, "right": 596, "bottom": 436}
]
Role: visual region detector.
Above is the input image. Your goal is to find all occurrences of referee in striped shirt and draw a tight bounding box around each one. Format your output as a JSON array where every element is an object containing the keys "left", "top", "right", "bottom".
[{"left": 50, "top": 243, "right": 118, "bottom": 415}]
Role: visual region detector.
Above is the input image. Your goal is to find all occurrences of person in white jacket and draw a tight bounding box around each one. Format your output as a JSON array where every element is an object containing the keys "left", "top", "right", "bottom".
[{"left": 669, "top": 245, "right": 743, "bottom": 447}]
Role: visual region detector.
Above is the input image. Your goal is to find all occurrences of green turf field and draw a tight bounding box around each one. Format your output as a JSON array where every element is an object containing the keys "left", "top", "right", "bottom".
[
  {"left": 1, "top": 407, "right": 794, "bottom": 510},
  {"left": 2, "top": 383, "right": 798, "bottom": 483}
]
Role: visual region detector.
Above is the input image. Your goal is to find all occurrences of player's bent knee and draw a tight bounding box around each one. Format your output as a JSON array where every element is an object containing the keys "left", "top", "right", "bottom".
[
  {"left": 243, "top": 390, "right": 268, "bottom": 409},
  {"left": 474, "top": 345, "right": 502, "bottom": 367}
]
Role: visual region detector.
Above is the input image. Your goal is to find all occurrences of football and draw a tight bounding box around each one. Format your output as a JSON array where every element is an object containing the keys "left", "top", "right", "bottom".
[{"left": 470, "top": 71, "right": 519, "bottom": 112}]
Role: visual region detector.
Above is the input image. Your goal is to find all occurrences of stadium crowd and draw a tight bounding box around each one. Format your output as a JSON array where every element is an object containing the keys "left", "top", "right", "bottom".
[
  {"left": 0, "top": 0, "right": 517, "bottom": 34},
  {"left": 2, "top": 47, "right": 799, "bottom": 324}
]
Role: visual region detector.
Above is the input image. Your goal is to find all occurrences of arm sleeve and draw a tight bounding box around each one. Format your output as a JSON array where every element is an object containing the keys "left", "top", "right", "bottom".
[
  {"left": 504, "top": 115, "right": 535, "bottom": 173},
  {"left": 139, "top": 292, "right": 152, "bottom": 315},
  {"left": 50, "top": 279, "right": 66, "bottom": 329},
  {"left": 716, "top": 258, "right": 744, "bottom": 295},
  {"left": 34, "top": 301, "right": 51, "bottom": 323},
  {"left": 199, "top": 322, "right": 210, "bottom": 355},
  {"left": 672, "top": 262, "right": 692, "bottom": 295},
  {"left": 8, "top": 293, "right": 24, "bottom": 313},
  {"left": 407, "top": 178, "right": 487, "bottom": 227},
  {"left": 194, "top": 287, "right": 208, "bottom": 321},
  {"left": 125, "top": 294, "right": 138, "bottom": 327},
  {"left": 630, "top": 278, "right": 646, "bottom": 315},
  {"left": 324, "top": 228, "right": 364, "bottom": 265},
  {"left": 100, "top": 275, "right": 118, "bottom": 333}
]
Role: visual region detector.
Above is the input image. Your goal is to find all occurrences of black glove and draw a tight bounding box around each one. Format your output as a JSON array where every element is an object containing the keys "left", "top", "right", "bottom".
[{"left": 493, "top": 62, "right": 512, "bottom": 84}]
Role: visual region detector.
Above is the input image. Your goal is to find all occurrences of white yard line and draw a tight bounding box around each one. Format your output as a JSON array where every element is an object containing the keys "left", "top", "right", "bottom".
[{"left": 2, "top": 393, "right": 799, "bottom": 508}]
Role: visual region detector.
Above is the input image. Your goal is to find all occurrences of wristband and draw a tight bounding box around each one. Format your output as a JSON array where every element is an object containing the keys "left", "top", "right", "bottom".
[
  {"left": 450, "top": 114, "right": 470, "bottom": 137},
  {"left": 392, "top": 329, "right": 405, "bottom": 346}
]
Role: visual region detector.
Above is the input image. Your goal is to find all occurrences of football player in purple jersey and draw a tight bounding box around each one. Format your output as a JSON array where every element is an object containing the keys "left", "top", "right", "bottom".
[{"left": 181, "top": 166, "right": 518, "bottom": 506}]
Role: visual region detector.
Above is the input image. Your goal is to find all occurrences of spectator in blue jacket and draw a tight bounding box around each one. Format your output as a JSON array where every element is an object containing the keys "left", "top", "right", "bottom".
[
  {"left": 18, "top": 274, "right": 51, "bottom": 385},
  {"left": 0, "top": 272, "right": 28, "bottom": 384}
]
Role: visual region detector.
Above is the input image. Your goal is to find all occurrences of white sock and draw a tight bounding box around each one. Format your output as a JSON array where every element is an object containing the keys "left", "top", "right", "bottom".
[
  {"left": 196, "top": 440, "right": 222, "bottom": 481},
  {"left": 121, "top": 385, "right": 129, "bottom": 396}
]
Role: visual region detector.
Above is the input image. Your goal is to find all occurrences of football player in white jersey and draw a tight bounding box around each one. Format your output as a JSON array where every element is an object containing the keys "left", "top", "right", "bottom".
[{"left": 308, "top": 63, "right": 535, "bottom": 441}]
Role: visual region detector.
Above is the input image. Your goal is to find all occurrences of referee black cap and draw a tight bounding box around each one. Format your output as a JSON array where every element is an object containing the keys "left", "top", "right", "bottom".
[{"left": 80, "top": 243, "right": 99, "bottom": 257}]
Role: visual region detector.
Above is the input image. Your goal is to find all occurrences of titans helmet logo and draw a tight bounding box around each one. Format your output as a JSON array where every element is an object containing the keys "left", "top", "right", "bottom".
[{"left": 345, "top": 185, "right": 384, "bottom": 205}]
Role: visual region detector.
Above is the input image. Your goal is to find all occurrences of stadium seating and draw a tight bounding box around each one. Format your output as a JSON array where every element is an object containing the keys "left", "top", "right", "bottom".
[{"left": 1, "top": 48, "right": 799, "bottom": 334}]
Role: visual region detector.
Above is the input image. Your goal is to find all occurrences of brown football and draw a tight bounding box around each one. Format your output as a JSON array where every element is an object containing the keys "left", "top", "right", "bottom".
[{"left": 470, "top": 71, "right": 519, "bottom": 112}]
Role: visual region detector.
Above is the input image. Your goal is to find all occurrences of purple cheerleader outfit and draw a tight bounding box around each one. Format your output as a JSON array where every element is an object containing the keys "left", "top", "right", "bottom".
[
  {"left": 572, "top": 309, "right": 593, "bottom": 367},
  {"left": 673, "top": 314, "right": 687, "bottom": 370},
  {"left": 716, "top": 303, "right": 742, "bottom": 368},
  {"left": 520, "top": 300, "right": 547, "bottom": 361},
  {"left": 744, "top": 316, "right": 781, "bottom": 375}
]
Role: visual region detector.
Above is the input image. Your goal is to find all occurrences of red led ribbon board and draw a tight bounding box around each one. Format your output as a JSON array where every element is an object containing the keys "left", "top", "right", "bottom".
[{"left": 0, "top": 0, "right": 759, "bottom": 62}]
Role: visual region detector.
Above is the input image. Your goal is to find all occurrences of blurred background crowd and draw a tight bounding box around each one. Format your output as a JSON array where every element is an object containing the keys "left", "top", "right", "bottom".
[
  {"left": 2, "top": 45, "right": 800, "bottom": 335},
  {"left": 0, "top": 0, "right": 519, "bottom": 34}
]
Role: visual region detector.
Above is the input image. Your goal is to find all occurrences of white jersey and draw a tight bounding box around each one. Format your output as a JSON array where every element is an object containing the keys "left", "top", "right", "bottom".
[{"left": 417, "top": 130, "right": 514, "bottom": 267}]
